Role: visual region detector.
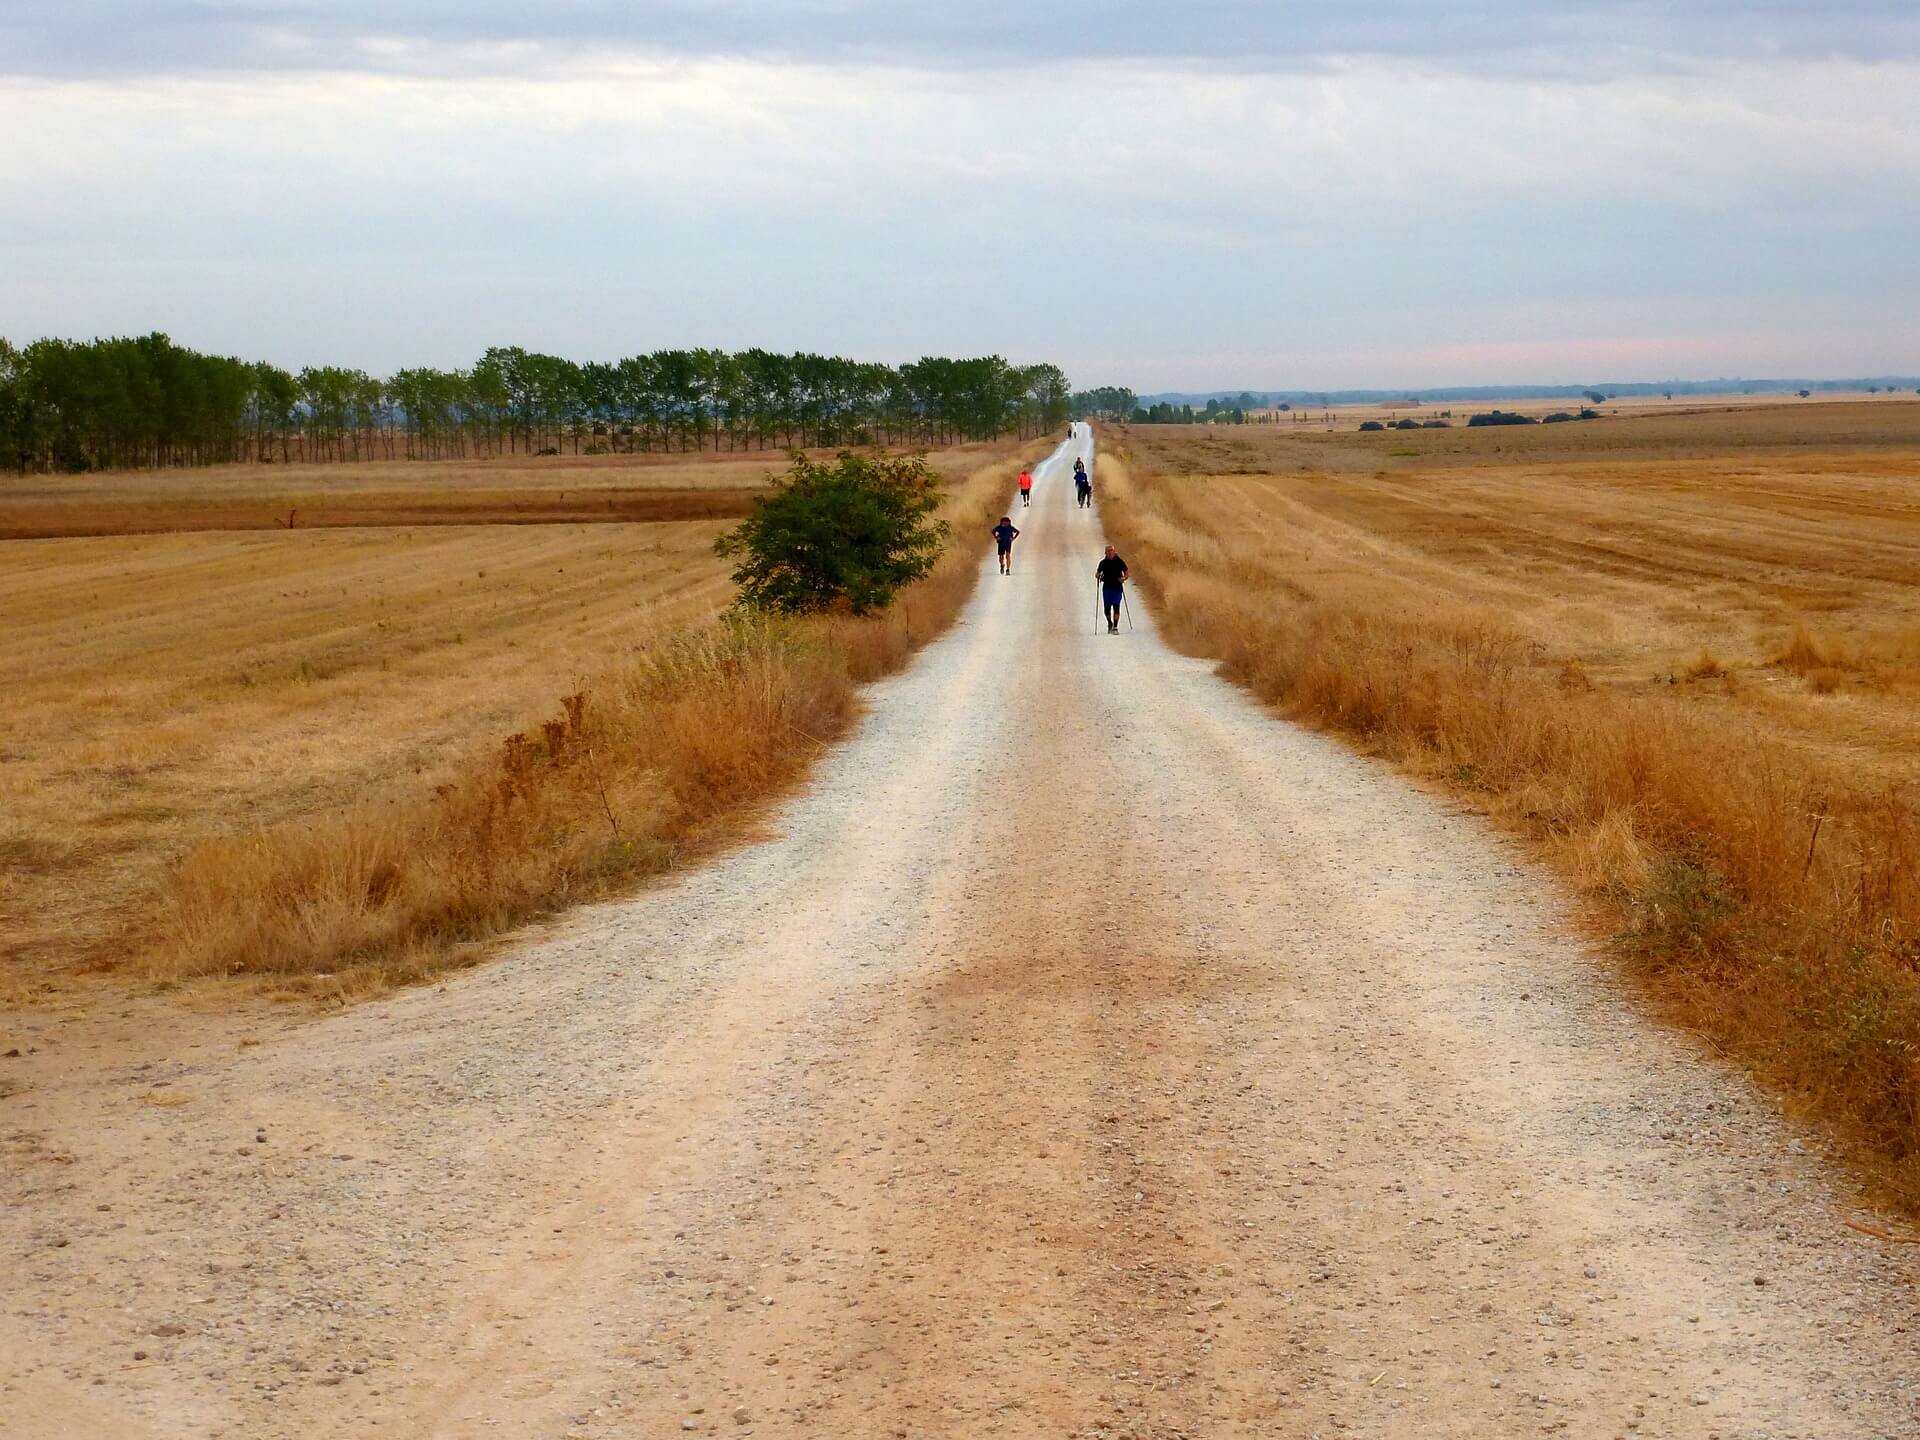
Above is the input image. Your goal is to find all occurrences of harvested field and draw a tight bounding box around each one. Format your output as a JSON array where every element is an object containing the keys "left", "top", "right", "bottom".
[
  {"left": 1253, "top": 386, "right": 1920, "bottom": 429},
  {"left": 0, "top": 442, "right": 1021, "bottom": 995},
  {"left": 0, "top": 445, "right": 1002, "bottom": 540},
  {"left": 1099, "top": 401, "right": 1920, "bottom": 1207},
  {"left": 1131, "top": 409, "right": 1920, "bottom": 781}
]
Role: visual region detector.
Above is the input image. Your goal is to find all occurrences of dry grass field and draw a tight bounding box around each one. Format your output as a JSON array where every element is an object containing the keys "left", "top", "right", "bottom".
[
  {"left": 1132, "top": 409, "right": 1920, "bottom": 781},
  {"left": 1099, "top": 401, "right": 1920, "bottom": 1205},
  {"left": 1252, "top": 386, "right": 1920, "bottom": 427},
  {"left": 0, "top": 443, "right": 1021, "bottom": 999},
  {"left": 0, "top": 445, "right": 995, "bottom": 539}
]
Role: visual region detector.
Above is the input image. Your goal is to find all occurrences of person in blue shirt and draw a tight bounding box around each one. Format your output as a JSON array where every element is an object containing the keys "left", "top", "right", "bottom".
[{"left": 991, "top": 516, "right": 1021, "bottom": 575}]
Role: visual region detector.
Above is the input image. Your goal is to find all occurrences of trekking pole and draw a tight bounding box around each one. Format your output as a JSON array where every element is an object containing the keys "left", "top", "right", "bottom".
[
  {"left": 1093, "top": 579, "right": 1101, "bottom": 634},
  {"left": 1123, "top": 588, "right": 1133, "bottom": 630}
]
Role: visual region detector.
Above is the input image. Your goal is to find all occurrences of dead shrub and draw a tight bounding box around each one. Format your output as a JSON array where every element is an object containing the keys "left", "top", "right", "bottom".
[
  {"left": 1684, "top": 649, "right": 1726, "bottom": 681},
  {"left": 1777, "top": 623, "right": 1857, "bottom": 674},
  {"left": 1557, "top": 658, "right": 1595, "bottom": 693}
]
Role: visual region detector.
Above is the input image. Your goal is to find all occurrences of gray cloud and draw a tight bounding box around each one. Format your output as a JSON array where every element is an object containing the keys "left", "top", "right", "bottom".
[
  {"left": 5, "top": 6, "right": 1918, "bottom": 389},
  {"left": 6, "top": 0, "right": 1920, "bottom": 78}
]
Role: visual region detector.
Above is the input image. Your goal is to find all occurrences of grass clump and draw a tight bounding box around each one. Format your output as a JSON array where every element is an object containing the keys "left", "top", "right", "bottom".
[
  {"left": 151, "top": 618, "right": 853, "bottom": 984},
  {"left": 1776, "top": 624, "right": 1857, "bottom": 675},
  {"left": 1684, "top": 649, "right": 1727, "bottom": 681}
]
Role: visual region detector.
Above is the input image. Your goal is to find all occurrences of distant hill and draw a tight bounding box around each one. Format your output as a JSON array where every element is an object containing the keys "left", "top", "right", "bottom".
[{"left": 1138, "top": 378, "right": 1920, "bottom": 407}]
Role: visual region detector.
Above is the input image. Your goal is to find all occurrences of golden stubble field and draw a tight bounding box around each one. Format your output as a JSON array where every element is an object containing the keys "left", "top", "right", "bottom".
[
  {"left": 1135, "top": 405, "right": 1920, "bottom": 780},
  {"left": 1100, "top": 400, "right": 1920, "bottom": 1205},
  {"left": 1251, "top": 387, "right": 1920, "bottom": 428},
  {"left": 0, "top": 443, "right": 1016, "bottom": 995}
]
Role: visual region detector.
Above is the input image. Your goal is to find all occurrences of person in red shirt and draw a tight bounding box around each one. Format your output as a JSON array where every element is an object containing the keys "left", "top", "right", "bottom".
[{"left": 1017, "top": 468, "right": 1034, "bottom": 506}]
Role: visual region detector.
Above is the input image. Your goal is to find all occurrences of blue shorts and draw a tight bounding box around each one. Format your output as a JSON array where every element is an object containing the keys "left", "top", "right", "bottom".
[{"left": 1103, "top": 585, "right": 1124, "bottom": 607}]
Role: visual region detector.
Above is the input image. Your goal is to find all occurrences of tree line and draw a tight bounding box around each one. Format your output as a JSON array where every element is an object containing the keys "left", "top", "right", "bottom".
[
  {"left": 1071, "top": 386, "right": 1252, "bottom": 425},
  {"left": 1131, "top": 399, "right": 1249, "bottom": 425},
  {"left": 0, "top": 333, "right": 1072, "bottom": 473},
  {"left": 1071, "top": 386, "right": 1139, "bottom": 423}
]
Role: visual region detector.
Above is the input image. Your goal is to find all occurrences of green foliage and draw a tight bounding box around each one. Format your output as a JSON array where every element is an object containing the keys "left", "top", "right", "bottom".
[
  {"left": 715, "top": 452, "right": 949, "bottom": 615},
  {"left": 1071, "top": 385, "right": 1138, "bottom": 422},
  {"left": 0, "top": 338, "right": 23, "bottom": 471},
  {"left": 0, "top": 333, "right": 1072, "bottom": 473},
  {"left": 1131, "top": 402, "right": 1198, "bottom": 424}
]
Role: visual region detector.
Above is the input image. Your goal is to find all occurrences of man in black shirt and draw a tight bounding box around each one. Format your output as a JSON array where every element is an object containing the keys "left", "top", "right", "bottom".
[
  {"left": 1095, "top": 546, "right": 1129, "bottom": 633},
  {"left": 990, "top": 515, "right": 1020, "bottom": 575}
]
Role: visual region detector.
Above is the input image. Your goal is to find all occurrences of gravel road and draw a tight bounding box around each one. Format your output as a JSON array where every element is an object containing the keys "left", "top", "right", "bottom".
[{"left": 4, "top": 424, "right": 1917, "bottom": 1438}]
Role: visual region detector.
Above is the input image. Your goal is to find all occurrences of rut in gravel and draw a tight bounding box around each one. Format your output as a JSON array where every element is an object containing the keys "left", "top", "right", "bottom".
[{"left": 3, "top": 425, "right": 1917, "bottom": 1440}]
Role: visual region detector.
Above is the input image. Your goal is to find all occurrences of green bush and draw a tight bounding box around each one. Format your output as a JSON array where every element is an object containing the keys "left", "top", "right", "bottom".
[{"left": 715, "top": 451, "right": 948, "bottom": 615}]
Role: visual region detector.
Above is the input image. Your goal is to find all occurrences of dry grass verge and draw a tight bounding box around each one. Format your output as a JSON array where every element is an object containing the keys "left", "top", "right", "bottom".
[
  {"left": 141, "top": 449, "right": 1029, "bottom": 996},
  {"left": 1099, "top": 439, "right": 1920, "bottom": 1210}
]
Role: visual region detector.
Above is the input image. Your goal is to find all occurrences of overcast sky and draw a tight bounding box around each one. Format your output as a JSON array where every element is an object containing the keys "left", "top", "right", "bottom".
[{"left": 4, "top": 2, "right": 1917, "bottom": 391}]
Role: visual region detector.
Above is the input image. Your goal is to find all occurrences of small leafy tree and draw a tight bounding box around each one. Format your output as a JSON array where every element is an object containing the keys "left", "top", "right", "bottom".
[{"left": 715, "top": 451, "right": 948, "bottom": 614}]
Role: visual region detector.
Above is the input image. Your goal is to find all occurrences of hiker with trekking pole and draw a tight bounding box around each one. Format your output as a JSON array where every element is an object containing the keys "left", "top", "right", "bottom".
[
  {"left": 1095, "top": 545, "right": 1130, "bottom": 633},
  {"left": 991, "top": 515, "right": 1021, "bottom": 575}
]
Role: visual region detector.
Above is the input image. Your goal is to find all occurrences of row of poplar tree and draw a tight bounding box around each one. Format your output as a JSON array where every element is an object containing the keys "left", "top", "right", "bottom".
[
  {"left": 0, "top": 333, "right": 1073, "bottom": 473},
  {"left": 1069, "top": 387, "right": 1255, "bottom": 425}
]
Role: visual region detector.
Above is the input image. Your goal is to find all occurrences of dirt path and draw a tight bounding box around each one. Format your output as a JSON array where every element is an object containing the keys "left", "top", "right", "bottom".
[{"left": 4, "top": 426, "right": 1918, "bottom": 1438}]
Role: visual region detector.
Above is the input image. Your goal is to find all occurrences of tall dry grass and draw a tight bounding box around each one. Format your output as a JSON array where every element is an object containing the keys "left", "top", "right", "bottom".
[
  {"left": 143, "top": 448, "right": 1027, "bottom": 994},
  {"left": 1099, "top": 443, "right": 1920, "bottom": 1209}
]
